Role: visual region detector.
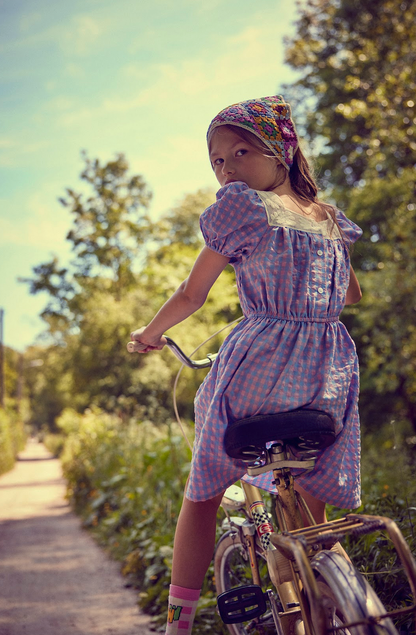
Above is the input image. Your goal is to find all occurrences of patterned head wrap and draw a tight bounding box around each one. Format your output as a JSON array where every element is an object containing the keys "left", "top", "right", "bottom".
[{"left": 207, "top": 95, "right": 298, "bottom": 171}]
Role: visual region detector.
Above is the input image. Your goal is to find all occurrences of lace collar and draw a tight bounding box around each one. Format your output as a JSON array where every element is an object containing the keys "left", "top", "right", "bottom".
[{"left": 256, "top": 190, "right": 341, "bottom": 240}]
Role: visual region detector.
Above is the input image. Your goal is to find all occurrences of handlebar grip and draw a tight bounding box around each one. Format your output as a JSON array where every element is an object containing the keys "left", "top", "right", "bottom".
[{"left": 127, "top": 341, "right": 145, "bottom": 353}]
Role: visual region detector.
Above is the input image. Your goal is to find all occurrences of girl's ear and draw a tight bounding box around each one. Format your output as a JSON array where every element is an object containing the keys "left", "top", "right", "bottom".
[{"left": 273, "top": 160, "right": 288, "bottom": 186}]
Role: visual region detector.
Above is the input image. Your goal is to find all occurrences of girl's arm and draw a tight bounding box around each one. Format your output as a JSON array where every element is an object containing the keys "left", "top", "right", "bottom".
[
  {"left": 131, "top": 247, "right": 230, "bottom": 352},
  {"left": 345, "top": 265, "right": 362, "bottom": 305}
]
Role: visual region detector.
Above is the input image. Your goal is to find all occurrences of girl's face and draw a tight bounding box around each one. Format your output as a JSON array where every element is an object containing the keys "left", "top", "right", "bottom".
[{"left": 209, "top": 127, "right": 284, "bottom": 191}]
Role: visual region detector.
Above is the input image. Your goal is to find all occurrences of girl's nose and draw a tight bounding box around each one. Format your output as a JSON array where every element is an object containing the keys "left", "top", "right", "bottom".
[{"left": 222, "top": 160, "right": 235, "bottom": 175}]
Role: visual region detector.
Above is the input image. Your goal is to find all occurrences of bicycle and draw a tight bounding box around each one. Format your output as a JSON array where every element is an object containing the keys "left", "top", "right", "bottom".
[{"left": 127, "top": 336, "right": 416, "bottom": 635}]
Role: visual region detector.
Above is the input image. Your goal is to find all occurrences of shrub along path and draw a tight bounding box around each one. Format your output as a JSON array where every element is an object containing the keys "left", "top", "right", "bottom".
[{"left": 0, "top": 439, "right": 152, "bottom": 635}]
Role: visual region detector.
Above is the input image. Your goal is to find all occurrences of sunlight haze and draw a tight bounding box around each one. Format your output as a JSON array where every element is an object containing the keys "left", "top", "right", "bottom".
[{"left": 0, "top": 0, "right": 298, "bottom": 350}]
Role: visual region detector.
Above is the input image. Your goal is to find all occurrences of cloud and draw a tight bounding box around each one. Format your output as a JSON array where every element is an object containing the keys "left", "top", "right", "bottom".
[
  {"left": 0, "top": 187, "right": 71, "bottom": 251},
  {"left": 56, "top": 20, "right": 292, "bottom": 126},
  {"left": 0, "top": 137, "right": 51, "bottom": 168},
  {"left": 1, "top": 0, "right": 300, "bottom": 351},
  {"left": 1, "top": 11, "right": 110, "bottom": 59},
  {"left": 59, "top": 14, "right": 109, "bottom": 57},
  {"left": 0, "top": 138, "right": 15, "bottom": 150},
  {"left": 19, "top": 12, "right": 43, "bottom": 33},
  {"left": 33, "top": 16, "right": 295, "bottom": 219},
  {"left": 44, "top": 96, "right": 77, "bottom": 112},
  {"left": 65, "top": 63, "right": 86, "bottom": 78}
]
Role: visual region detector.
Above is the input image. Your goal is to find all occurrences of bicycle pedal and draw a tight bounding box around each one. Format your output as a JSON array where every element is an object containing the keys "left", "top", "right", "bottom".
[{"left": 217, "top": 585, "right": 267, "bottom": 624}]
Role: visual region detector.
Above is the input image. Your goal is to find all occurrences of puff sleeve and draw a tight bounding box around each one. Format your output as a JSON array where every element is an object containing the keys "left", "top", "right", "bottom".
[
  {"left": 200, "top": 182, "right": 268, "bottom": 263},
  {"left": 335, "top": 209, "right": 362, "bottom": 244}
]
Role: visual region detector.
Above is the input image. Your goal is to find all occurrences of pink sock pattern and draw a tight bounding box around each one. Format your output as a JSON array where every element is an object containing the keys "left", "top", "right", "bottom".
[{"left": 165, "top": 585, "right": 200, "bottom": 635}]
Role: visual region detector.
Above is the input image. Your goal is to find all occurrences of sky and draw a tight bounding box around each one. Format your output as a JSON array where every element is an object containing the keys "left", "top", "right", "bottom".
[{"left": 0, "top": 0, "right": 299, "bottom": 351}]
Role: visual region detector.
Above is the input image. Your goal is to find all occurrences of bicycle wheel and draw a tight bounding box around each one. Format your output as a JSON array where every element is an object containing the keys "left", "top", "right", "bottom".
[
  {"left": 214, "top": 529, "right": 278, "bottom": 635},
  {"left": 310, "top": 551, "right": 398, "bottom": 635}
]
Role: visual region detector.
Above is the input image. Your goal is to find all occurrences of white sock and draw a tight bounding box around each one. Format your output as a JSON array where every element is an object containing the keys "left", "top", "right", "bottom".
[{"left": 165, "top": 584, "right": 201, "bottom": 634}]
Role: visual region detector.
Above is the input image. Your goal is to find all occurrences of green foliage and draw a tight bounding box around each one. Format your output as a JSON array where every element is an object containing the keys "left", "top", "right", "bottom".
[
  {"left": 284, "top": 0, "right": 416, "bottom": 433},
  {"left": 153, "top": 189, "right": 214, "bottom": 249},
  {"left": 19, "top": 157, "right": 240, "bottom": 432},
  {"left": 286, "top": 5, "right": 416, "bottom": 608},
  {"left": 42, "top": 431, "right": 66, "bottom": 457},
  {"left": 4, "top": 346, "right": 20, "bottom": 402},
  {"left": 64, "top": 152, "right": 153, "bottom": 297},
  {"left": 2, "top": 346, "right": 32, "bottom": 420},
  {"left": 58, "top": 407, "right": 227, "bottom": 633},
  {"left": 139, "top": 239, "right": 241, "bottom": 421},
  {"left": 343, "top": 168, "right": 416, "bottom": 431},
  {"left": 20, "top": 152, "right": 153, "bottom": 336},
  {"left": 0, "top": 408, "right": 26, "bottom": 475},
  {"left": 0, "top": 410, "right": 16, "bottom": 475},
  {"left": 0, "top": 345, "right": 29, "bottom": 474},
  {"left": 24, "top": 344, "right": 73, "bottom": 432},
  {"left": 59, "top": 406, "right": 415, "bottom": 632},
  {"left": 285, "top": 0, "right": 416, "bottom": 194}
]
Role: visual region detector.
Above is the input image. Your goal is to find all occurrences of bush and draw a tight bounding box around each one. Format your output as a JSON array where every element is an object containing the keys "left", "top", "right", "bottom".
[
  {"left": 58, "top": 407, "right": 225, "bottom": 632},
  {"left": 43, "top": 432, "right": 66, "bottom": 457},
  {"left": 60, "top": 408, "right": 415, "bottom": 633},
  {"left": 0, "top": 408, "right": 26, "bottom": 476}
]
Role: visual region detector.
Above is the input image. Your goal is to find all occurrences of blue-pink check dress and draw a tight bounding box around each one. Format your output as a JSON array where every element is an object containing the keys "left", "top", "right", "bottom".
[{"left": 186, "top": 182, "right": 362, "bottom": 509}]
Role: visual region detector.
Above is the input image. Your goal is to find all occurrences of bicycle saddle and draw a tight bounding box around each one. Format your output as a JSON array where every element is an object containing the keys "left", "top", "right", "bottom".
[{"left": 224, "top": 409, "right": 336, "bottom": 461}]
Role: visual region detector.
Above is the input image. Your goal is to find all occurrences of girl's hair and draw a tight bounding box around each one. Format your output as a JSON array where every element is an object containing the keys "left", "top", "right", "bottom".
[{"left": 208, "top": 124, "right": 346, "bottom": 243}]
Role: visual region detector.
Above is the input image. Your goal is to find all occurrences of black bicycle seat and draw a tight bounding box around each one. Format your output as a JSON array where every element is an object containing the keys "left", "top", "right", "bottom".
[{"left": 224, "top": 409, "right": 336, "bottom": 461}]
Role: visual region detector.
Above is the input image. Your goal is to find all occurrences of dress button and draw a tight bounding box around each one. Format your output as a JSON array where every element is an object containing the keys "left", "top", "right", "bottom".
[
  {"left": 317, "top": 287, "right": 324, "bottom": 294},
  {"left": 317, "top": 249, "right": 323, "bottom": 256}
]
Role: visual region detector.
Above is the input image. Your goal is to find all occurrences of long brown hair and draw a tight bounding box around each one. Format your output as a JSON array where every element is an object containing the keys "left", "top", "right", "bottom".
[{"left": 208, "top": 124, "right": 346, "bottom": 243}]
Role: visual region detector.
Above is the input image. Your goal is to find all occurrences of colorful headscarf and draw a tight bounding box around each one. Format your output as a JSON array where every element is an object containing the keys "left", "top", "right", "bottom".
[{"left": 207, "top": 95, "right": 298, "bottom": 171}]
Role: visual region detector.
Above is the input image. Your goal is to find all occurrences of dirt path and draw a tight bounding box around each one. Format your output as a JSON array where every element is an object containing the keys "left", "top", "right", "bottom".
[{"left": 0, "top": 440, "right": 152, "bottom": 635}]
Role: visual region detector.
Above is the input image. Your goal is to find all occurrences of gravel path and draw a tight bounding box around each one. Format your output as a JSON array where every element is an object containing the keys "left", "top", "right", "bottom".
[{"left": 0, "top": 440, "right": 152, "bottom": 635}]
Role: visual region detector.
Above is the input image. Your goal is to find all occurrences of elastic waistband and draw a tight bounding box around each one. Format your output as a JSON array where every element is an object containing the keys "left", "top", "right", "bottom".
[{"left": 245, "top": 313, "right": 339, "bottom": 324}]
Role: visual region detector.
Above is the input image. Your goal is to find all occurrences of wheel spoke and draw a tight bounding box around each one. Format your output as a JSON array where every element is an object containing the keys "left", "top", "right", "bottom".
[{"left": 311, "top": 551, "right": 399, "bottom": 635}]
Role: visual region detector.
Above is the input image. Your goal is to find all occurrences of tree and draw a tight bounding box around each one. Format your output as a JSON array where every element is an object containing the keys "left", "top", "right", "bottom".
[
  {"left": 21, "top": 164, "right": 241, "bottom": 429},
  {"left": 285, "top": 0, "right": 416, "bottom": 203},
  {"left": 284, "top": 0, "right": 416, "bottom": 432},
  {"left": 24, "top": 344, "right": 70, "bottom": 432},
  {"left": 346, "top": 170, "right": 416, "bottom": 431},
  {"left": 154, "top": 189, "right": 215, "bottom": 249},
  {"left": 136, "top": 188, "right": 241, "bottom": 421},
  {"left": 20, "top": 153, "right": 153, "bottom": 337}
]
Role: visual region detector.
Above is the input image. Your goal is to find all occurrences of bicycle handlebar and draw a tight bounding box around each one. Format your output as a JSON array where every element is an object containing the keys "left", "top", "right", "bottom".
[{"left": 127, "top": 336, "right": 218, "bottom": 369}]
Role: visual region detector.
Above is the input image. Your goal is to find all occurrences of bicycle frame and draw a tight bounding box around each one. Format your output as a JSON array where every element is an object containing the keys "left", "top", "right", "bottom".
[
  {"left": 239, "top": 479, "right": 308, "bottom": 635},
  {"left": 220, "top": 467, "right": 416, "bottom": 635}
]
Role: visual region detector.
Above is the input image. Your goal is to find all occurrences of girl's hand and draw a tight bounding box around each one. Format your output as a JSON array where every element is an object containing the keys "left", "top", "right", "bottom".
[{"left": 129, "top": 327, "right": 167, "bottom": 353}]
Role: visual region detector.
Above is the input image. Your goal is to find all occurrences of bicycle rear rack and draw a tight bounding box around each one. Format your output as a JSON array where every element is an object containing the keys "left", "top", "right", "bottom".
[{"left": 270, "top": 513, "right": 416, "bottom": 628}]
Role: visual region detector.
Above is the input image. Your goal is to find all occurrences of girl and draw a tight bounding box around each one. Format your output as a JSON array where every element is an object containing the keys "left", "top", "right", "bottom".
[{"left": 130, "top": 95, "right": 362, "bottom": 635}]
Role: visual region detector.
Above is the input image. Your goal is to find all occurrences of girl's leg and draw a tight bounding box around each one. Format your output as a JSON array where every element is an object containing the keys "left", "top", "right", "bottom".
[
  {"left": 294, "top": 482, "right": 350, "bottom": 561},
  {"left": 294, "top": 482, "right": 327, "bottom": 525},
  {"left": 172, "top": 491, "right": 224, "bottom": 587},
  {"left": 165, "top": 491, "right": 224, "bottom": 635}
]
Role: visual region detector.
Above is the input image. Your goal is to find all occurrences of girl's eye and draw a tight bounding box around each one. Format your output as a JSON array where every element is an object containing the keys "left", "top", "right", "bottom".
[
  {"left": 236, "top": 149, "right": 247, "bottom": 157},
  {"left": 213, "top": 158, "right": 223, "bottom": 166}
]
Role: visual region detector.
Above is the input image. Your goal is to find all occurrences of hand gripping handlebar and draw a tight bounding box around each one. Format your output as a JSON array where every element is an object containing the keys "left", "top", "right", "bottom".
[{"left": 127, "top": 336, "right": 218, "bottom": 369}]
